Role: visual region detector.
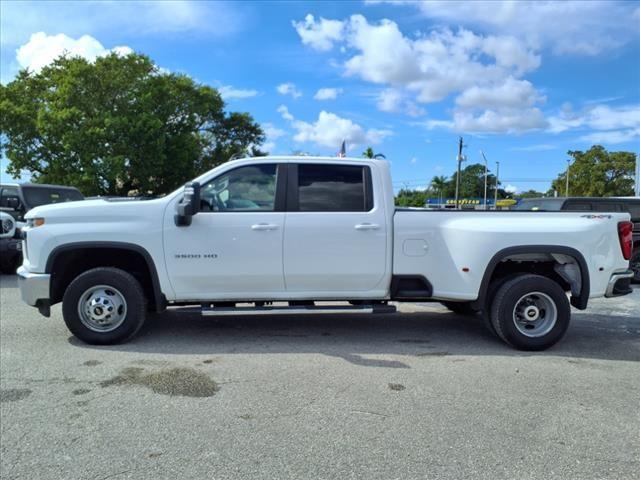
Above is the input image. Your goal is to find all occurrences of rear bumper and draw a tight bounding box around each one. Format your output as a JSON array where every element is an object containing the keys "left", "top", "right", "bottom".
[
  {"left": 604, "top": 270, "right": 634, "bottom": 298},
  {"left": 17, "top": 266, "right": 50, "bottom": 306}
]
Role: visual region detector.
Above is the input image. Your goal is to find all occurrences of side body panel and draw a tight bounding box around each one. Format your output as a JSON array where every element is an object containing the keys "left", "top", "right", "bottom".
[
  {"left": 282, "top": 159, "right": 394, "bottom": 298},
  {"left": 393, "top": 210, "right": 631, "bottom": 300},
  {"left": 22, "top": 198, "right": 173, "bottom": 298}
]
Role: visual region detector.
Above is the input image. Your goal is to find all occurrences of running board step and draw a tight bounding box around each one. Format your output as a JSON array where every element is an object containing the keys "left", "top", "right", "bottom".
[{"left": 201, "top": 304, "right": 396, "bottom": 317}]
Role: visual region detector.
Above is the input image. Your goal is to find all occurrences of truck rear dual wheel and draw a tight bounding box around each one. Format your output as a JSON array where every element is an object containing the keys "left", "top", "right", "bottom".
[
  {"left": 62, "top": 267, "right": 147, "bottom": 345},
  {"left": 490, "top": 274, "right": 570, "bottom": 351}
]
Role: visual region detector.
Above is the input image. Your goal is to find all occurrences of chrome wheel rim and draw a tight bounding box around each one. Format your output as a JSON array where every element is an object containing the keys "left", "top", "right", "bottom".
[
  {"left": 78, "top": 285, "right": 127, "bottom": 332},
  {"left": 512, "top": 291, "right": 557, "bottom": 338}
]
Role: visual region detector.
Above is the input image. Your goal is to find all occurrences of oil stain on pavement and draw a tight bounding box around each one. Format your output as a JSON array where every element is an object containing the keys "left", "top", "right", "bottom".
[
  {"left": 0, "top": 388, "right": 32, "bottom": 402},
  {"left": 100, "top": 367, "right": 219, "bottom": 397}
]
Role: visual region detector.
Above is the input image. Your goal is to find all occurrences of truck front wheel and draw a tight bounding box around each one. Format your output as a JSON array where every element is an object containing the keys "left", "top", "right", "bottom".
[
  {"left": 62, "top": 267, "right": 147, "bottom": 345},
  {"left": 490, "top": 274, "right": 570, "bottom": 351}
]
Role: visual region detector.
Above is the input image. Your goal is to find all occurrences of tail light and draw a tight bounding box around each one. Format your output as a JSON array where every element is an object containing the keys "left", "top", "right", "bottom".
[{"left": 618, "top": 221, "right": 633, "bottom": 260}]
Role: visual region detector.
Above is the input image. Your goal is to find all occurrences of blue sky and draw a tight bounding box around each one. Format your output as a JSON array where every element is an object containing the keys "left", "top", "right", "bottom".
[{"left": 1, "top": 0, "right": 639, "bottom": 194}]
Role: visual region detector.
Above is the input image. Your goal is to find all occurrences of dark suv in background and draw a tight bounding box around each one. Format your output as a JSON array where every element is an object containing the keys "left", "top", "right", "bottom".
[
  {"left": 0, "top": 183, "right": 84, "bottom": 273},
  {"left": 515, "top": 197, "right": 640, "bottom": 283}
]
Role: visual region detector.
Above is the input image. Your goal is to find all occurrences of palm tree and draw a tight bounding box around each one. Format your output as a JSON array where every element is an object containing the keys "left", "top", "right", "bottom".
[
  {"left": 362, "top": 147, "right": 386, "bottom": 159},
  {"left": 430, "top": 175, "right": 448, "bottom": 206}
]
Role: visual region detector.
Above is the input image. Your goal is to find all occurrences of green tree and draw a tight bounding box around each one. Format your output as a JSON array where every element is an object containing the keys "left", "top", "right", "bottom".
[
  {"left": 0, "top": 53, "right": 265, "bottom": 196},
  {"left": 395, "top": 188, "right": 430, "bottom": 207},
  {"left": 550, "top": 146, "right": 636, "bottom": 197},
  {"left": 448, "top": 163, "right": 500, "bottom": 199},
  {"left": 517, "top": 189, "right": 545, "bottom": 199},
  {"left": 362, "top": 147, "right": 386, "bottom": 159},
  {"left": 430, "top": 175, "right": 448, "bottom": 202}
]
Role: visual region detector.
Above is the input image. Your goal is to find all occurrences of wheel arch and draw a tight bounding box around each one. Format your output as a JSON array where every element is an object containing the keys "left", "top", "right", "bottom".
[
  {"left": 45, "top": 242, "right": 166, "bottom": 312},
  {"left": 473, "top": 245, "right": 590, "bottom": 311}
]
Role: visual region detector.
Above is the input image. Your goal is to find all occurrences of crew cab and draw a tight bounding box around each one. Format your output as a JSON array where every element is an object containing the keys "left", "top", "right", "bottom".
[{"left": 17, "top": 157, "right": 634, "bottom": 350}]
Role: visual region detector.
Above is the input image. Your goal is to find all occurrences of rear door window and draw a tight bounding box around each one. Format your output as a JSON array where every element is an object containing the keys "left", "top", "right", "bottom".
[{"left": 295, "top": 164, "right": 372, "bottom": 212}]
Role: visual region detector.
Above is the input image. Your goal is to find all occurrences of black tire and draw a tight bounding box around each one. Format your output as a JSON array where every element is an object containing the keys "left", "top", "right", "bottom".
[
  {"left": 490, "top": 274, "right": 570, "bottom": 351},
  {"left": 62, "top": 267, "right": 146, "bottom": 345},
  {"left": 482, "top": 273, "right": 524, "bottom": 337},
  {"left": 441, "top": 301, "right": 478, "bottom": 315},
  {"left": 631, "top": 248, "right": 640, "bottom": 284},
  {"left": 0, "top": 253, "right": 21, "bottom": 274}
]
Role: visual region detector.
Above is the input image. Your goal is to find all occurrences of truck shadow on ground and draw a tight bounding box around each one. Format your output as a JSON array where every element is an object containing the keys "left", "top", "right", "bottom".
[{"left": 69, "top": 306, "right": 640, "bottom": 366}]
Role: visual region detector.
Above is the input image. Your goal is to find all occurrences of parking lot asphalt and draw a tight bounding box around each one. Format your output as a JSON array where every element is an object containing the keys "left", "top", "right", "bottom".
[{"left": 1, "top": 273, "right": 639, "bottom": 480}]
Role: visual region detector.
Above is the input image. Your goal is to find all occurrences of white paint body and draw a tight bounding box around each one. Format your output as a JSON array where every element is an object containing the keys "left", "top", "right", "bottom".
[{"left": 21, "top": 156, "right": 632, "bottom": 303}]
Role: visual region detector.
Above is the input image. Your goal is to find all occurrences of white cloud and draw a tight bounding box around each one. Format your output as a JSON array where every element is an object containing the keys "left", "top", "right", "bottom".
[
  {"left": 410, "top": 157, "right": 418, "bottom": 164},
  {"left": 510, "top": 144, "right": 557, "bottom": 152},
  {"left": 420, "top": 108, "right": 547, "bottom": 134},
  {"left": 504, "top": 184, "right": 518, "bottom": 194},
  {"left": 1, "top": 1, "right": 244, "bottom": 48},
  {"left": 580, "top": 129, "right": 640, "bottom": 145},
  {"left": 294, "top": 15, "right": 542, "bottom": 108},
  {"left": 277, "top": 105, "right": 294, "bottom": 121},
  {"left": 16, "top": 32, "right": 132, "bottom": 73},
  {"left": 548, "top": 104, "right": 640, "bottom": 133},
  {"left": 452, "top": 108, "right": 547, "bottom": 133},
  {"left": 262, "top": 123, "right": 287, "bottom": 140},
  {"left": 376, "top": 89, "right": 403, "bottom": 112},
  {"left": 380, "top": 0, "right": 639, "bottom": 56},
  {"left": 455, "top": 78, "right": 544, "bottom": 110},
  {"left": 313, "top": 88, "right": 343, "bottom": 100},
  {"left": 292, "top": 14, "right": 345, "bottom": 51},
  {"left": 262, "top": 142, "right": 276, "bottom": 153},
  {"left": 218, "top": 85, "right": 259, "bottom": 100},
  {"left": 280, "top": 109, "right": 391, "bottom": 149},
  {"left": 294, "top": 14, "right": 551, "bottom": 133},
  {"left": 276, "top": 82, "right": 302, "bottom": 99},
  {"left": 376, "top": 89, "right": 425, "bottom": 117}
]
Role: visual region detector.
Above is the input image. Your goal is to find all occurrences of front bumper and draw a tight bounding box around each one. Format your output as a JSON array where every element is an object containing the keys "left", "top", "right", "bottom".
[
  {"left": 604, "top": 270, "right": 634, "bottom": 298},
  {"left": 17, "top": 266, "right": 51, "bottom": 307}
]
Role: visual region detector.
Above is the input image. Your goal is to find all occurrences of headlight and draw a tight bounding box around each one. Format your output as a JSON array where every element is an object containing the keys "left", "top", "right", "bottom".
[
  {"left": 26, "top": 217, "right": 45, "bottom": 228},
  {"left": 1, "top": 217, "right": 14, "bottom": 234}
]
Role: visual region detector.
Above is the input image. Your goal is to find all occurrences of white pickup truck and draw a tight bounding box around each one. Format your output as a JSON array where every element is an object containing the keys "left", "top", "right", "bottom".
[{"left": 17, "top": 156, "right": 635, "bottom": 350}]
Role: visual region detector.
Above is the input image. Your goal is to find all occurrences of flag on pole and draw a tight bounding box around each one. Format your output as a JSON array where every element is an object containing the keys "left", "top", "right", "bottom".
[{"left": 337, "top": 140, "right": 346, "bottom": 158}]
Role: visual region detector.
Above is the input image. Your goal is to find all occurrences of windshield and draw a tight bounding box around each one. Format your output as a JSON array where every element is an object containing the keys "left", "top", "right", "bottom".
[
  {"left": 22, "top": 186, "right": 84, "bottom": 208},
  {"left": 513, "top": 199, "right": 563, "bottom": 211}
]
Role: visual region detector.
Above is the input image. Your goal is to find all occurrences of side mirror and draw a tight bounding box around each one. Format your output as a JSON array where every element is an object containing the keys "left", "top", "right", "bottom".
[
  {"left": 175, "top": 181, "right": 201, "bottom": 227},
  {"left": 5, "top": 197, "right": 20, "bottom": 210}
]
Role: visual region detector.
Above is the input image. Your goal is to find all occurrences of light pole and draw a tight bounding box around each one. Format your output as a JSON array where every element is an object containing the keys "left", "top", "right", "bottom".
[
  {"left": 565, "top": 159, "right": 571, "bottom": 197},
  {"left": 454, "top": 137, "right": 465, "bottom": 209},
  {"left": 480, "top": 150, "right": 488, "bottom": 210},
  {"left": 494, "top": 161, "right": 500, "bottom": 210},
  {"left": 635, "top": 153, "right": 639, "bottom": 197}
]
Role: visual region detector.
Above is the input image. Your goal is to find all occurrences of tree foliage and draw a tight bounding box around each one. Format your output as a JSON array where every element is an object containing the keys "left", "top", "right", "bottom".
[
  {"left": 395, "top": 188, "right": 430, "bottom": 207},
  {"left": 550, "top": 146, "right": 636, "bottom": 197},
  {"left": 0, "top": 53, "right": 265, "bottom": 196},
  {"left": 516, "top": 189, "right": 545, "bottom": 199},
  {"left": 394, "top": 163, "right": 511, "bottom": 206},
  {"left": 361, "top": 147, "right": 385, "bottom": 159}
]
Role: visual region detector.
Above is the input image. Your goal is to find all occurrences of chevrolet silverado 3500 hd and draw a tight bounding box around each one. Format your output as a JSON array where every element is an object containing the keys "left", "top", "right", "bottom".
[{"left": 17, "top": 157, "right": 635, "bottom": 350}]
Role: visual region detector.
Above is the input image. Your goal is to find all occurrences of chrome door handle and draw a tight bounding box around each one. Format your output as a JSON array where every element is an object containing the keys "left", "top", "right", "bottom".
[
  {"left": 354, "top": 223, "right": 380, "bottom": 231},
  {"left": 251, "top": 223, "right": 278, "bottom": 231}
]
